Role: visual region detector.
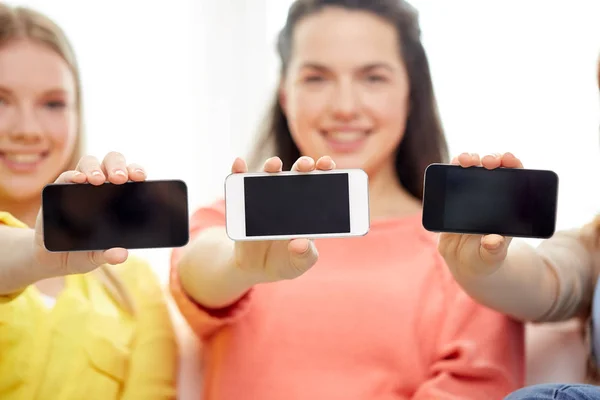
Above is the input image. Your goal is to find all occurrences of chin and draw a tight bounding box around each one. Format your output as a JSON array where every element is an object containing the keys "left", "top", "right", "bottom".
[
  {"left": 322, "top": 152, "right": 368, "bottom": 170},
  {"left": 1, "top": 178, "right": 50, "bottom": 202}
]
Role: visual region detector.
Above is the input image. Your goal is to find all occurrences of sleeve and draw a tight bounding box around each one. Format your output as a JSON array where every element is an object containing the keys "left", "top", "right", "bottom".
[
  {"left": 169, "top": 200, "right": 253, "bottom": 341},
  {"left": 0, "top": 211, "right": 30, "bottom": 301},
  {"left": 412, "top": 255, "right": 525, "bottom": 399},
  {"left": 534, "top": 227, "right": 597, "bottom": 322},
  {"left": 117, "top": 258, "right": 178, "bottom": 400}
]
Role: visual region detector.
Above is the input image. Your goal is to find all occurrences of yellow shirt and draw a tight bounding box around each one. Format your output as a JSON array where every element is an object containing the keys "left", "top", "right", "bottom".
[{"left": 0, "top": 212, "right": 178, "bottom": 400}]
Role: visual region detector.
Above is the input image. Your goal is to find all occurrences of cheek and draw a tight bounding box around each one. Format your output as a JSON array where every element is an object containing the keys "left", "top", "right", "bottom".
[
  {"left": 365, "top": 90, "right": 410, "bottom": 139},
  {"left": 44, "top": 112, "right": 78, "bottom": 172},
  {"left": 286, "top": 90, "right": 327, "bottom": 141},
  {"left": 46, "top": 112, "right": 77, "bottom": 149}
]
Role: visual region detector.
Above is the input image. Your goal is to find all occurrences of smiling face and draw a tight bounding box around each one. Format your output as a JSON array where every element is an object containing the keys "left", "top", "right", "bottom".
[
  {"left": 0, "top": 39, "right": 78, "bottom": 202},
  {"left": 280, "top": 7, "right": 410, "bottom": 174}
]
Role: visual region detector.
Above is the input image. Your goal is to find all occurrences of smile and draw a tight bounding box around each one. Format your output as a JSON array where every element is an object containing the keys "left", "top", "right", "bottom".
[
  {"left": 320, "top": 130, "right": 371, "bottom": 153},
  {"left": 0, "top": 151, "right": 49, "bottom": 172}
]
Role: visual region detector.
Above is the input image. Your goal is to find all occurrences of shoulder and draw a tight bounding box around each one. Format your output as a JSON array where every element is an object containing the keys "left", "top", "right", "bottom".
[{"left": 0, "top": 211, "right": 28, "bottom": 228}]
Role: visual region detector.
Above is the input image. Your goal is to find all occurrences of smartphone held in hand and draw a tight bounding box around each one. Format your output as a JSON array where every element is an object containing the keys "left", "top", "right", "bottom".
[
  {"left": 422, "top": 164, "right": 558, "bottom": 239},
  {"left": 225, "top": 169, "right": 370, "bottom": 241},
  {"left": 42, "top": 180, "right": 190, "bottom": 252}
]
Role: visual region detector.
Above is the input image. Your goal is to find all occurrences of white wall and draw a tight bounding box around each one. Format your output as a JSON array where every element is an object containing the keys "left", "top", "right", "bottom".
[{"left": 6, "top": 0, "right": 600, "bottom": 279}]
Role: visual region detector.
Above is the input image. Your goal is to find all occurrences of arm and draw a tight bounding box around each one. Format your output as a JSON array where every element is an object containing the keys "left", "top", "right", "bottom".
[
  {"left": 413, "top": 260, "right": 525, "bottom": 399},
  {"left": 0, "top": 212, "right": 53, "bottom": 296},
  {"left": 118, "top": 258, "right": 178, "bottom": 400},
  {"left": 177, "top": 226, "right": 260, "bottom": 309},
  {"left": 169, "top": 202, "right": 256, "bottom": 340},
  {"left": 448, "top": 229, "right": 595, "bottom": 322}
]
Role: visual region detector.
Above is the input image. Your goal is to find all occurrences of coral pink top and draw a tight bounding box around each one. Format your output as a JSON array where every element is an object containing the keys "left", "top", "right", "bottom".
[{"left": 170, "top": 200, "right": 524, "bottom": 399}]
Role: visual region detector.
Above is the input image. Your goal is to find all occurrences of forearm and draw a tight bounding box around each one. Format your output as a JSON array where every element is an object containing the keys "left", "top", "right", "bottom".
[
  {"left": 451, "top": 231, "right": 594, "bottom": 322},
  {"left": 451, "top": 239, "right": 558, "bottom": 321},
  {"left": 0, "top": 226, "right": 48, "bottom": 295},
  {"left": 177, "top": 226, "right": 262, "bottom": 309}
]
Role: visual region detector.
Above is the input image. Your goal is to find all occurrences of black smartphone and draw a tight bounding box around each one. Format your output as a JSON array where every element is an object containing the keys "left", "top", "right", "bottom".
[
  {"left": 42, "top": 180, "right": 190, "bottom": 252},
  {"left": 422, "top": 164, "right": 558, "bottom": 238}
]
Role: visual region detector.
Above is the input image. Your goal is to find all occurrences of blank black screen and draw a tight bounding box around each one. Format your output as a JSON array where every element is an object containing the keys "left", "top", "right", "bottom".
[
  {"left": 244, "top": 174, "right": 350, "bottom": 236},
  {"left": 441, "top": 167, "right": 557, "bottom": 237},
  {"left": 42, "top": 180, "right": 189, "bottom": 251}
]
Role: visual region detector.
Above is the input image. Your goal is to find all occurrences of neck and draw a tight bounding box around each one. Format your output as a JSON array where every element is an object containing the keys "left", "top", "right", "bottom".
[
  {"left": 0, "top": 197, "right": 40, "bottom": 227},
  {"left": 367, "top": 161, "right": 421, "bottom": 220}
]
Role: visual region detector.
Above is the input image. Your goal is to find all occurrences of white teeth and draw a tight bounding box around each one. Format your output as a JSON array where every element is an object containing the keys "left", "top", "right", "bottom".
[
  {"left": 327, "top": 132, "right": 365, "bottom": 143},
  {"left": 4, "top": 153, "right": 43, "bottom": 163}
]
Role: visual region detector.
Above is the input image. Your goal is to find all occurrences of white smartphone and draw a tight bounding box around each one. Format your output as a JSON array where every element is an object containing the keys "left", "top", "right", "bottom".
[{"left": 225, "top": 169, "right": 370, "bottom": 241}]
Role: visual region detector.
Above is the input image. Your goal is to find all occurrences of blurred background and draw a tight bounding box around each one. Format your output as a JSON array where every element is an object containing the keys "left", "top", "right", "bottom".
[{"left": 4, "top": 0, "right": 600, "bottom": 283}]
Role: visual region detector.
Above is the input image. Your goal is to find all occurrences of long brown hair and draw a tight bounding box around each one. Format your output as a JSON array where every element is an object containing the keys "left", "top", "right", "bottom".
[
  {"left": 0, "top": 4, "right": 135, "bottom": 314},
  {"left": 249, "top": 0, "right": 449, "bottom": 200}
]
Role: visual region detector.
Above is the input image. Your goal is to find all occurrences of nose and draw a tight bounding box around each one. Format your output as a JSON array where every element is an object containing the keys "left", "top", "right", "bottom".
[
  {"left": 7, "top": 107, "right": 44, "bottom": 143},
  {"left": 330, "top": 79, "right": 360, "bottom": 121}
]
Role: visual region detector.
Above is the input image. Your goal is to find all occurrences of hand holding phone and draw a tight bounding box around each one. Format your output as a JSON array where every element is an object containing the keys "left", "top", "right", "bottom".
[
  {"left": 33, "top": 153, "right": 150, "bottom": 276},
  {"left": 224, "top": 155, "right": 368, "bottom": 283},
  {"left": 434, "top": 152, "right": 558, "bottom": 277}
]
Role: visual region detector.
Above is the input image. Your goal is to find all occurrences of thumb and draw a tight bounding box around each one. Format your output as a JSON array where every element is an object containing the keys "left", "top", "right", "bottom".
[
  {"left": 87, "top": 248, "right": 128, "bottom": 268},
  {"left": 479, "top": 234, "right": 511, "bottom": 265},
  {"left": 288, "top": 239, "right": 318, "bottom": 275}
]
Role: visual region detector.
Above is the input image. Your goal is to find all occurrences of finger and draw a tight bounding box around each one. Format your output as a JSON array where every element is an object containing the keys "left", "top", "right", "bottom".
[
  {"left": 87, "top": 248, "right": 128, "bottom": 268},
  {"left": 315, "top": 156, "right": 335, "bottom": 171},
  {"left": 231, "top": 157, "right": 248, "bottom": 174},
  {"left": 54, "top": 170, "right": 87, "bottom": 185},
  {"left": 291, "top": 156, "right": 315, "bottom": 172},
  {"left": 501, "top": 152, "right": 524, "bottom": 169},
  {"left": 103, "top": 248, "right": 129, "bottom": 265},
  {"left": 457, "top": 152, "right": 481, "bottom": 168},
  {"left": 262, "top": 157, "right": 283, "bottom": 173},
  {"left": 76, "top": 155, "right": 105, "bottom": 185},
  {"left": 102, "top": 151, "right": 128, "bottom": 184},
  {"left": 126, "top": 163, "right": 147, "bottom": 182},
  {"left": 450, "top": 156, "right": 460, "bottom": 165},
  {"left": 479, "top": 234, "right": 511, "bottom": 264},
  {"left": 481, "top": 153, "right": 502, "bottom": 170},
  {"left": 288, "top": 238, "right": 318, "bottom": 271}
]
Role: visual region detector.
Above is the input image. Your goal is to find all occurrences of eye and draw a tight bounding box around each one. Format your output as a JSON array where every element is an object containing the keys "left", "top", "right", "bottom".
[
  {"left": 365, "top": 74, "right": 387, "bottom": 83},
  {"left": 304, "top": 75, "right": 325, "bottom": 83},
  {"left": 45, "top": 100, "right": 66, "bottom": 109}
]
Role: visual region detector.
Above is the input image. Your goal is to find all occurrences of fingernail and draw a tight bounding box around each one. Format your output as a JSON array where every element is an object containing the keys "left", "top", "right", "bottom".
[
  {"left": 114, "top": 169, "right": 126, "bottom": 177},
  {"left": 135, "top": 168, "right": 145, "bottom": 175},
  {"left": 73, "top": 171, "right": 83, "bottom": 177},
  {"left": 91, "top": 170, "right": 102, "bottom": 176}
]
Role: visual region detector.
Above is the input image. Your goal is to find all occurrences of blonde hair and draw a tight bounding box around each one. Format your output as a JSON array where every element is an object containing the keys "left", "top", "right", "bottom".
[{"left": 0, "top": 4, "right": 135, "bottom": 314}]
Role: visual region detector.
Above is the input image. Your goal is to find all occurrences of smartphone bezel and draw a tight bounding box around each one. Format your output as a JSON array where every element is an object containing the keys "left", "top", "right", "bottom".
[
  {"left": 41, "top": 179, "right": 190, "bottom": 252},
  {"left": 224, "top": 169, "right": 370, "bottom": 241},
  {"left": 422, "top": 163, "right": 559, "bottom": 239}
]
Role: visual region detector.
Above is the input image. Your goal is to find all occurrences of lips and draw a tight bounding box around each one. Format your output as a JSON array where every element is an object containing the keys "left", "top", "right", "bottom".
[
  {"left": 325, "top": 131, "right": 367, "bottom": 143},
  {"left": 0, "top": 150, "right": 49, "bottom": 172},
  {"left": 320, "top": 129, "right": 371, "bottom": 153}
]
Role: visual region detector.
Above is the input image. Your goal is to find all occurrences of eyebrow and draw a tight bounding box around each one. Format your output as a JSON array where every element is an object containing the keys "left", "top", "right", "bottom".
[
  {"left": 299, "top": 62, "right": 395, "bottom": 73},
  {"left": 0, "top": 85, "right": 70, "bottom": 97},
  {"left": 0, "top": 85, "right": 12, "bottom": 95},
  {"left": 43, "top": 89, "right": 70, "bottom": 97}
]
